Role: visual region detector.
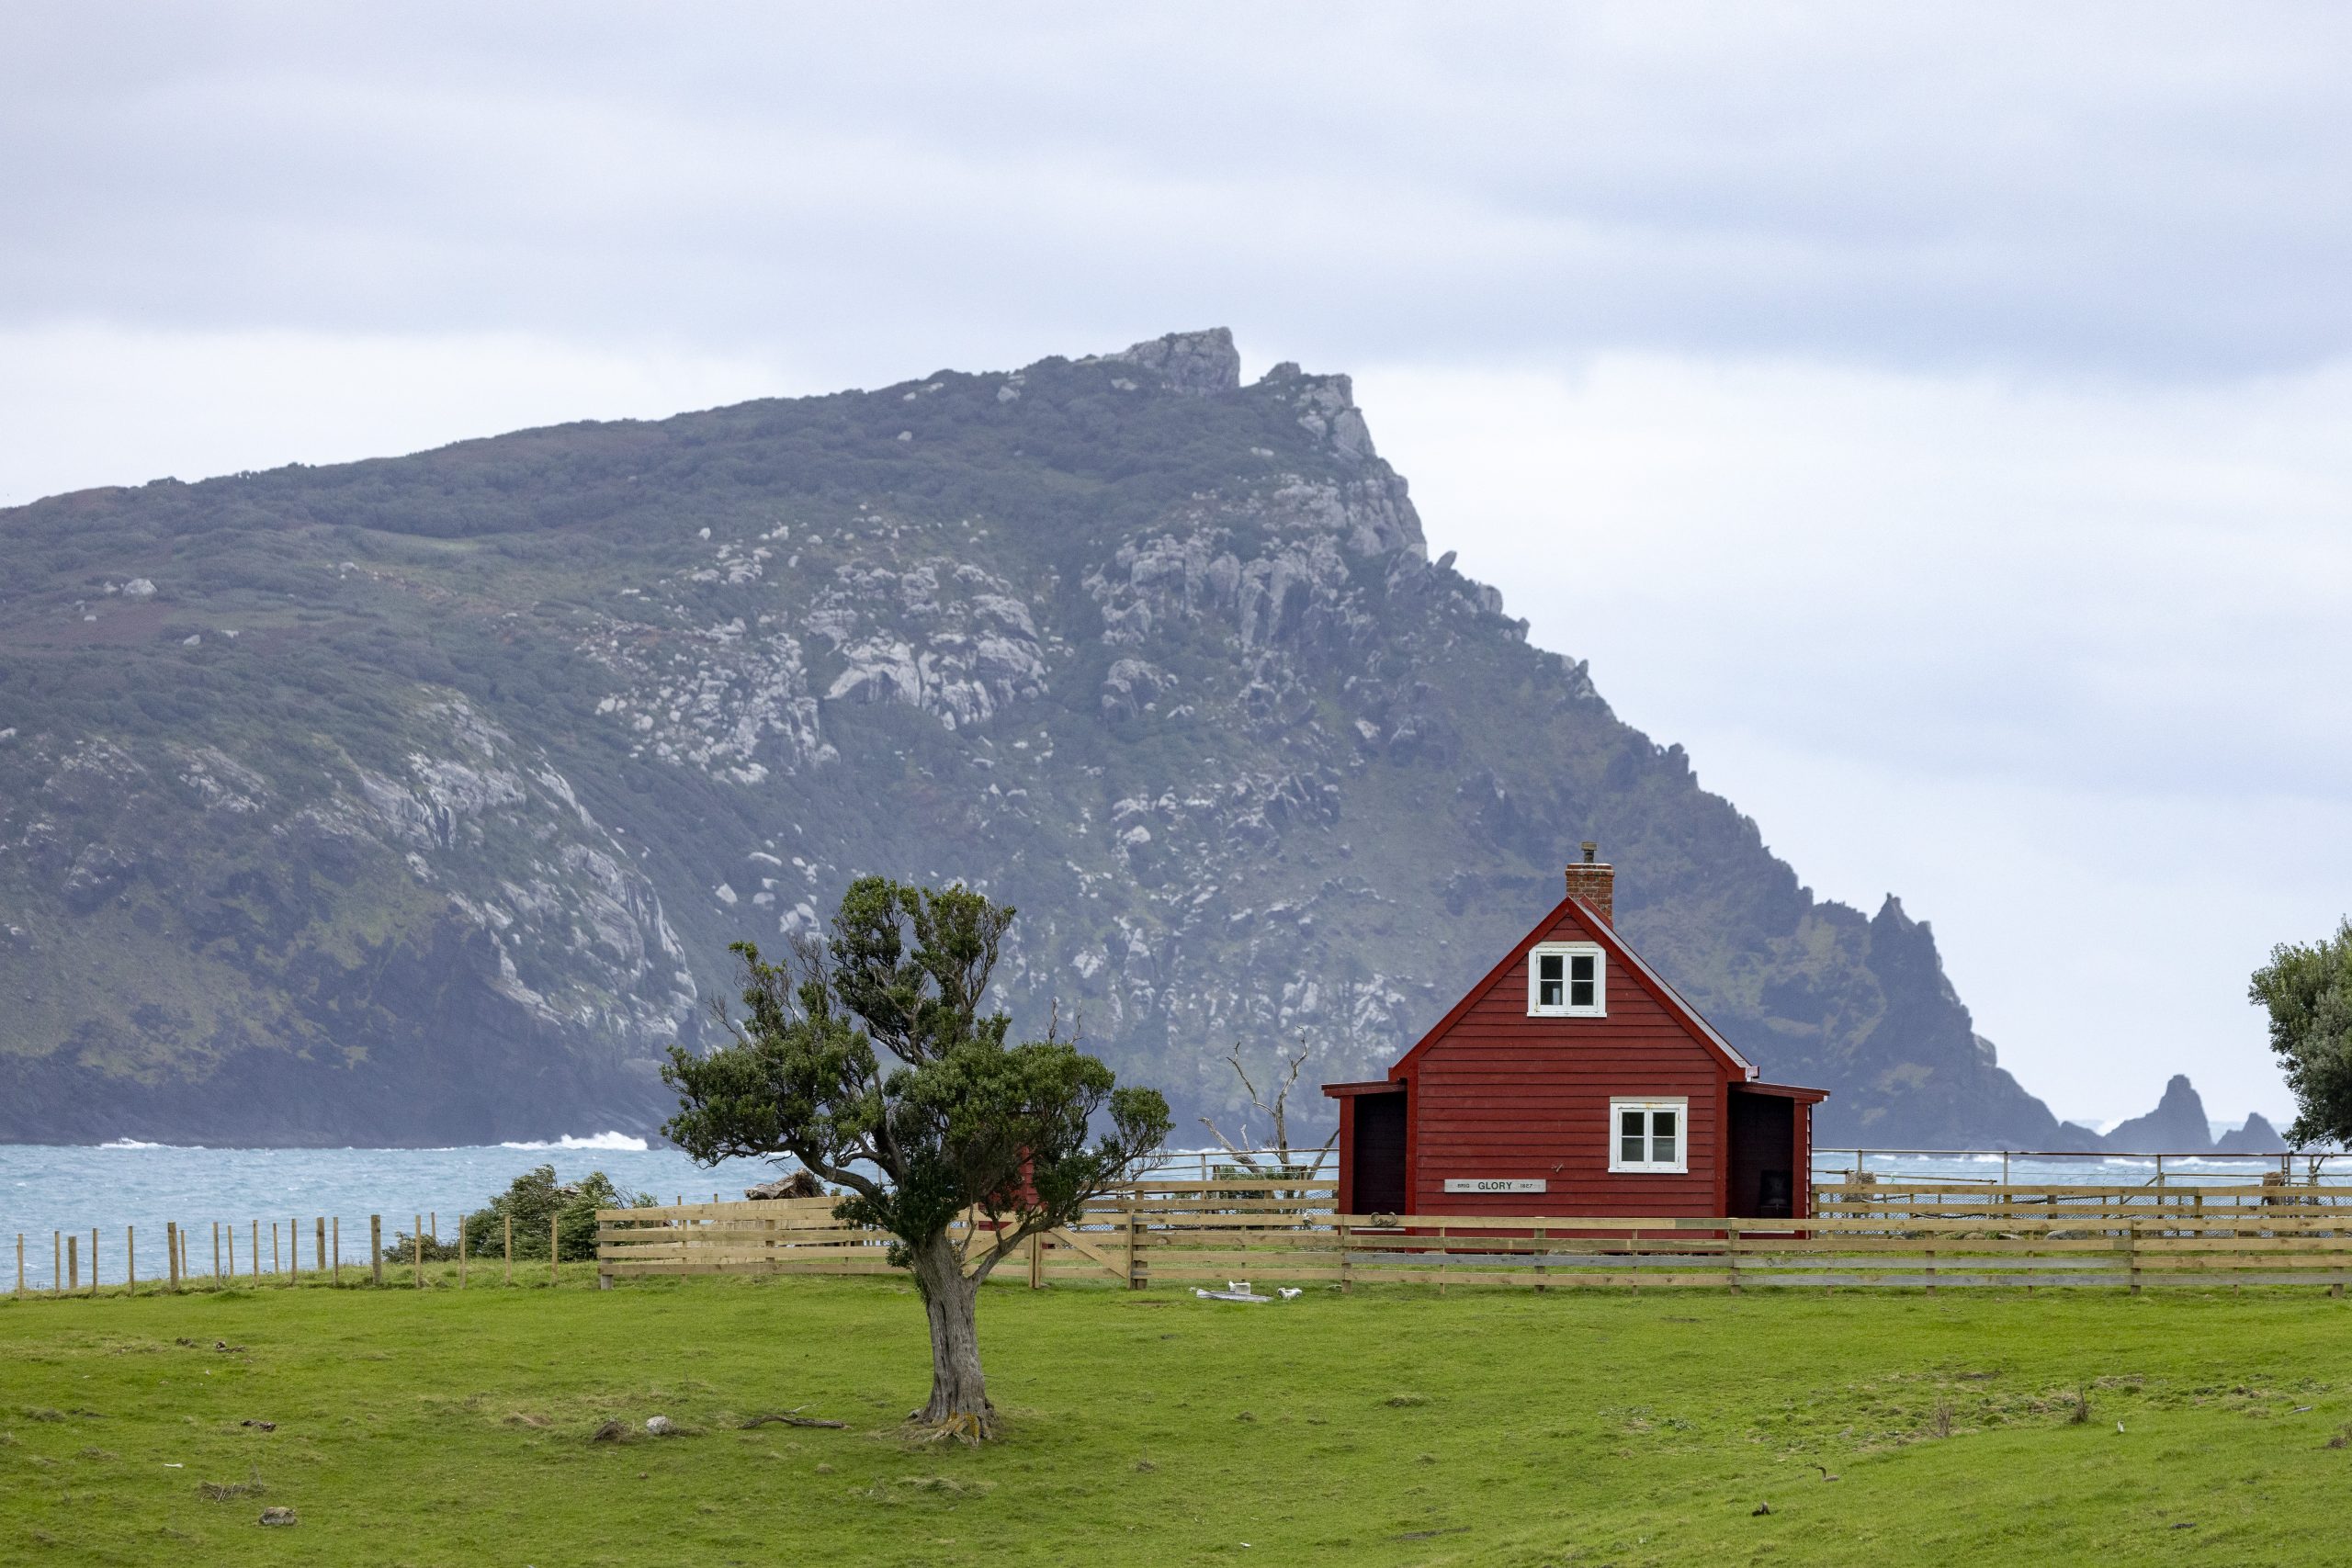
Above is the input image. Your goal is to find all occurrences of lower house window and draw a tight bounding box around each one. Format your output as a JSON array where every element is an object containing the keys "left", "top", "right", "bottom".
[{"left": 1609, "top": 1098, "right": 1688, "bottom": 1173}]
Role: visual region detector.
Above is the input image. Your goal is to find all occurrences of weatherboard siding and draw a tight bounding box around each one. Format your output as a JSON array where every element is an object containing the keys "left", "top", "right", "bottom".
[{"left": 1403, "top": 903, "right": 1735, "bottom": 1216}]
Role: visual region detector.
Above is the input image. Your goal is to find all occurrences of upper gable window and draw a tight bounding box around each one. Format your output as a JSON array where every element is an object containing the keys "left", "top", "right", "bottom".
[{"left": 1528, "top": 941, "right": 1605, "bottom": 1017}]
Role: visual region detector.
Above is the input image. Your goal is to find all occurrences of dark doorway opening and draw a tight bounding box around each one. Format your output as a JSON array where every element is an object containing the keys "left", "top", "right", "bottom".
[
  {"left": 1351, "top": 1091, "right": 1407, "bottom": 1215},
  {"left": 1727, "top": 1091, "right": 1795, "bottom": 1219}
]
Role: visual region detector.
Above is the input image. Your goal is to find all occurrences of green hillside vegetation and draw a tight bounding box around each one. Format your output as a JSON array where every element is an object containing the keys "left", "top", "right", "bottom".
[
  {"left": 3, "top": 1275, "right": 2349, "bottom": 1563},
  {"left": 0, "top": 328, "right": 2086, "bottom": 1146}
]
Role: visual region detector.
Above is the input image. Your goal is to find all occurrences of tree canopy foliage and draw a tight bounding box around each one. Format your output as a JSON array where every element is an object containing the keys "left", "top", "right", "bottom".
[{"left": 2249, "top": 917, "right": 2352, "bottom": 1147}]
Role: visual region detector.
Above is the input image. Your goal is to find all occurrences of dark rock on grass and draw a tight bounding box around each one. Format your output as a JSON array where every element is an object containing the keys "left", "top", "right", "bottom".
[{"left": 257, "top": 1506, "right": 297, "bottom": 1527}]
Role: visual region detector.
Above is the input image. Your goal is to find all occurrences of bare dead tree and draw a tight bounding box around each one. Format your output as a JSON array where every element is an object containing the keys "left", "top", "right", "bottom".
[{"left": 1198, "top": 1038, "right": 1339, "bottom": 1183}]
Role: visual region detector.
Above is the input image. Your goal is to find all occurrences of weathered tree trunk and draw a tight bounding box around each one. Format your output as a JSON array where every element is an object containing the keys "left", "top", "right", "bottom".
[{"left": 910, "top": 1234, "right": 993, "bottom": 1441}]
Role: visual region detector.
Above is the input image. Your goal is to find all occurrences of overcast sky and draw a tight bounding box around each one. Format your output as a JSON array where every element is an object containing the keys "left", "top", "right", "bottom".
[{"left": 5, "top": 4, "right": 2347, "bottom": 1128}]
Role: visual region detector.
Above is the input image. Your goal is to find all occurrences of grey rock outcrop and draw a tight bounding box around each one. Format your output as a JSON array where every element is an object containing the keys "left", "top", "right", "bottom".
[{"left": 1097, "top": 327, "right": 1241, "bottom": 397}]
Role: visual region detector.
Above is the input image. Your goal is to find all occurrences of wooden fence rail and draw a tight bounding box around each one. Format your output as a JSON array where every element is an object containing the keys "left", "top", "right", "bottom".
[{"left": 595, "top": 1179, "right": 2352, "bottom": 1294}]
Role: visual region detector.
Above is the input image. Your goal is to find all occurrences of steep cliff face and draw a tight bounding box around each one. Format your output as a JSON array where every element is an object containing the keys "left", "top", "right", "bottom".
[
  {"left": 0, "top": 698, "right": 694, "bottom": 1142},
  {"left": 0, "top": 328, "right": 2075, "bottom": 1145}
]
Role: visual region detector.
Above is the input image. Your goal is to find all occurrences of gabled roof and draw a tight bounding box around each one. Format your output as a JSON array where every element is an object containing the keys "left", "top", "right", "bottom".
[{"left": 1385, "top": 892, "right": 1758, "bottom": 1082}]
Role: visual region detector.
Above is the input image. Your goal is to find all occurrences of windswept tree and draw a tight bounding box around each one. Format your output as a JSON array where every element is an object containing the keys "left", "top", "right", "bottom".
[
  {"left": 2249, "top": 917, "right": 2352, "bottom": 1148},
  {"left": 662, "top": 877, "right": 1170, "bottom": 1442}
]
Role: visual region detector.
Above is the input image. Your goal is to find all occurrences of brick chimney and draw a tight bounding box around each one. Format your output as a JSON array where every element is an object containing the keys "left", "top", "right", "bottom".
[{"left": 1564, "top": 841, "right": 1614, "bottom": 926}]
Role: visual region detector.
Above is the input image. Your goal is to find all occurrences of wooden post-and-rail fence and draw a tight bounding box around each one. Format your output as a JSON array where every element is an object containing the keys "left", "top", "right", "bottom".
[
  {"left": 9, "top": 1210, "right": 581, "bottom": 1297},
  {"left": 14, "top": 1180, "right": 2351, "bottom": 1298},
  {"left": 594, "top": 1178, "right": 2352, "bottom": 1295}
]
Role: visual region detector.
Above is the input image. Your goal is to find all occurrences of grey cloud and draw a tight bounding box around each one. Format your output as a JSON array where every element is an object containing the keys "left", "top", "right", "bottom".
[{"left": 2, "top": 3, "right": 2347, "bottom": 379}]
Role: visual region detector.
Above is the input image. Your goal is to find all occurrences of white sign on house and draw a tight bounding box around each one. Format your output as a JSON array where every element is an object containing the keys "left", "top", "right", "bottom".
[{"left": 1442, "top": 1179, "right": 1548, "bottom": 1194}]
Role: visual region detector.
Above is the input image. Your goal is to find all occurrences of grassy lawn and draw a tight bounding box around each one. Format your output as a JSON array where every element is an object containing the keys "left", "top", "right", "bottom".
[{"left": 3, "top": 1269, "right": 2348, "bottom": 1565}]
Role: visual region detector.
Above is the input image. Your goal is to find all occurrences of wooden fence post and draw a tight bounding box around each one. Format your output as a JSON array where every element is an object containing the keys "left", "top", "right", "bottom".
[
  {"left": 1338, "top": 1218, "right": 1351, "bottom": 1295},
  {"left": 369, "top": 1215, "right": 383, "bottom": 1286},
  {"left": 2129, "top": 1221, "right": 2142, "bottom": 1296},
  {"left": 51, "top": 1231, "right": 61, "bottom": 1295},
  {"left": 89, "top": 1229, "right": 99, "bottom": 1295},
  {"left": 315, "top": 1216, "right": 326, "bottom": 1278},
  {"left": 1533, "top": 1225, "right": 1546, "bottom": 1293},
  {"left": 272, "top": 1222, "right": 281, "bottom": 1280},
  {"left": 15, "top": 1233, "right": 22, "bottom": 1295},
  {"left": 1925, "top": 1245, "right": 1936, "bottom": 1294},
  {"left": 212, "top": 1222, "right": 220, "bottom": 1282},
  {"left": 413, "top": 1215, "right": 424, "bottom": 1289},
  {"left": 1727, "top": 1226, "right": 1740, "bottom": 1295},
  {"left": 332, "top": 1218, "right": 341, "bottom": 1285},
  {"left": 504, "top": 1214, "right": 514, "bottom": 1285},
  {"left": 458, "top": 1213, "right": 468, "bottom": 1288},
  {"left": 226, "top": 1224, "right": 235, "bottom": 1281},
  {"left": 66, "top": 1233, "right": 78, "bottom": 1292},
  {"left": 550, "top": 1211, "right": 560, "bottom": 1286},
  {"left": 250, "top": 1221, "right": 259, "bottom": 1284},
  {"left": 1124, "top": 1199, "right": 1139, "bottom": 1291},
  {"left": 1438, "top": 1225, "right": 1448, "bottom": 1297},
  {"left": 1028, "top": 1227, "right": 1043, "bottom": 1290}
]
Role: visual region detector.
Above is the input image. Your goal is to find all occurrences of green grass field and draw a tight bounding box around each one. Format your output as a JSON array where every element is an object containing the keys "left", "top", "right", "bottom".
[{"left": 3, "top": 1270, "right": 2348, "bottom": 1565}]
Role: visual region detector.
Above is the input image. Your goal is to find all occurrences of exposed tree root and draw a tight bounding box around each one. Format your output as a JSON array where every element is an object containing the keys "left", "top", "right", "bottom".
[{"left": 906, "top": 1409, "right": 994, "bottom": 1446}]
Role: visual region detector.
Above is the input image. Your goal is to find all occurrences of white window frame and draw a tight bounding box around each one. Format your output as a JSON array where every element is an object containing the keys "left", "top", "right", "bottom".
[
  {"left": 1527, "top": 941, "right": 1606, "bottom": 1018},
  {"left": 1608, "top": 1097, "right": 1689, "bottom": 1174}
]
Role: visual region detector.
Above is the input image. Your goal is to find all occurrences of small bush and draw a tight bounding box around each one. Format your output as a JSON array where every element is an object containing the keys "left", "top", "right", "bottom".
[
  {"left": 375, "top": 1166, "right": 658, "bottom": 1264},
  {"left": 456, "top": 1165, "right": 656, "bottom": 1264},
  {"left": 379, "top": 1228, "right": 464, "bottom": 1264}
]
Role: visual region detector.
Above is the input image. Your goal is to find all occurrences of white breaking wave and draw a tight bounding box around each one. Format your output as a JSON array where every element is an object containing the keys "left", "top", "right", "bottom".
[
  {"left": 97, "top": 1138, "right": 165, "bottom": 1149},
  {"left": 498, "top": 1132, "right": 650, "bottom": 1152}
]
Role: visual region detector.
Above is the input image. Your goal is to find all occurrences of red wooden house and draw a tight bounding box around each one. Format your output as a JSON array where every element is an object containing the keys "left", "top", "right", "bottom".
[{"left": 1323, "top": 846, "right": 1826, "bottom": 1220}]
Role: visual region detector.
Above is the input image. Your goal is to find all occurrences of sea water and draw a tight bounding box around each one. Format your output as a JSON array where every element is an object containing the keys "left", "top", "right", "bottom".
[{"left": 0, "top": 1135, "right": 783, "bottom": 1291}]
